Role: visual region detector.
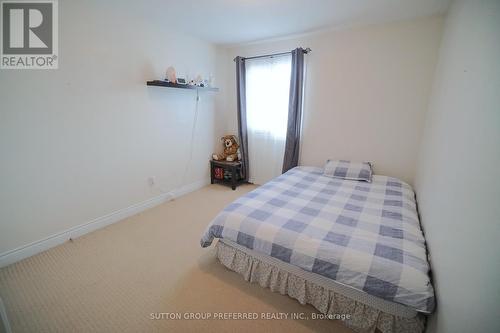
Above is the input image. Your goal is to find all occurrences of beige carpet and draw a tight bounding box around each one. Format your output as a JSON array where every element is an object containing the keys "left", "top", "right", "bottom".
[{"left": 0, "top": 184, "right": 353, "bottom": 333}]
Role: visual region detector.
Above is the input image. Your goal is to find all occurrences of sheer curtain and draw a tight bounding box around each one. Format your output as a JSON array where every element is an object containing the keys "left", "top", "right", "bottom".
[{"left": 245, "top": 55, "right": 292, "bottom": 185}]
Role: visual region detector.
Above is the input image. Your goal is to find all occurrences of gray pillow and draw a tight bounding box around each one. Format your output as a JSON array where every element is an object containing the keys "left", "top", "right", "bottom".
[{"left": 323, "top": 160, "right": 373, "bottom": 182}]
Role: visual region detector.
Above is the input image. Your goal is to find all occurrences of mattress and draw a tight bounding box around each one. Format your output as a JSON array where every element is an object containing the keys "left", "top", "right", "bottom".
[{"left": 201, "top": 166, "right": 435, "bottom": 313}]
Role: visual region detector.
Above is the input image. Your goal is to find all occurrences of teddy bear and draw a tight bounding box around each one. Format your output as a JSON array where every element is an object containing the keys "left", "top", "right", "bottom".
[{"left": 212, "top": 135, "right": 240, "bottom": 162}]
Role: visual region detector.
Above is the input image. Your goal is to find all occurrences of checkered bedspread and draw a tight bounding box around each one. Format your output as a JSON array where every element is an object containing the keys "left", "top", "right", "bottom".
[{"left": 201, "top": 167, "right": 435, "bottom": 313}]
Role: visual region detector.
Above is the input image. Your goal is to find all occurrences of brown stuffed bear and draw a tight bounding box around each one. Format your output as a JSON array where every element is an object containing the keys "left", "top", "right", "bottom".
[{"left": 212, "top": 135, "right": 240, "bottom": 162}]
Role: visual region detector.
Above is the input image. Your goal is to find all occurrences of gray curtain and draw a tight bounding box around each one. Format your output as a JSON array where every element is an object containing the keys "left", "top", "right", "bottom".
[
  {"left": 235, "top": 56, "right": 249, "bottom": 181},
  {"left": 282, "top": 48, "right": 305, "bottom": 173}
]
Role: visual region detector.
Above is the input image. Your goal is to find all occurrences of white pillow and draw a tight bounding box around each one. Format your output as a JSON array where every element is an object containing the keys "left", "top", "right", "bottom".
[{"left": 323, "top": 160, "right": 373, "bottom": 182}]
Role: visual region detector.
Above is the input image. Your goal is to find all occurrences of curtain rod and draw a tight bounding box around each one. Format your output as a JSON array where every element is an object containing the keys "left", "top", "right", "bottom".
[{"left": 233, "top": 47, "right": 311, "bottom": 62}]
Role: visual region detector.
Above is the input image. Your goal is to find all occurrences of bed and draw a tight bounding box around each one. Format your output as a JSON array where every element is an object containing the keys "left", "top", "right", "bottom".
[{"left": 201, "top": 166, "right": 434, "bottom": 333}]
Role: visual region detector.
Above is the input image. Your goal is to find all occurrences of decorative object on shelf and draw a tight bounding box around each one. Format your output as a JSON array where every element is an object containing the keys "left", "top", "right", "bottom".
[
  {"left": 146, "top": 80, "right": 219, "bottom": 91},
  {"left": 188, "top": 79, "right": 196, "bottom": 86},
  {"left": 165, "top": 66, "right": 177, "bottom": 83},
  {"left": 210, "top": 160, "right": 245, "bottom": 190},
  {"left": 195, "top": 74, "right": 203, "bottom": 87},
  {"left": 212, "top": 135, "right": 240, "bottom": 162},
  {"left": 176, "top": 78, "right": 187, "bottom": 85}
]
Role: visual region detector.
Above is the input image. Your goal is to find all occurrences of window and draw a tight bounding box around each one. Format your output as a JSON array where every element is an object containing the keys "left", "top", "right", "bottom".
[
  {"left": 246, "top": 55, "right": 292, "bottom": 138},
  {"left": 245, "top": 55, "right": 292, "bottom": 184}
]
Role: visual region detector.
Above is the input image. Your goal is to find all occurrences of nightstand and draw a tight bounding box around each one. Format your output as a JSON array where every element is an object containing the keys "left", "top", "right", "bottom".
[{"left": 210, "top": 160, "right": 246, "bottom": 190}]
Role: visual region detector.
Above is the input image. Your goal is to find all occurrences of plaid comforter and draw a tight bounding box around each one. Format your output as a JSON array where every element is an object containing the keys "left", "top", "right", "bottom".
[{"left": 201, "top": 167, "right": 435, "bottom": 313}]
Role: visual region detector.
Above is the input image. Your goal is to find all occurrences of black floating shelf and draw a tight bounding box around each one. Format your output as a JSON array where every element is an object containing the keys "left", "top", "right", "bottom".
[{"left": 146, "top": 80, "right": 219, "bottom": 92}]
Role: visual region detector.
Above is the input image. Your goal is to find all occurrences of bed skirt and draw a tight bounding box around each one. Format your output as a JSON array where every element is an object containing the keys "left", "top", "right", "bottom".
[{"left": 216, "top": 240, "right": 425, "bottom": 333}]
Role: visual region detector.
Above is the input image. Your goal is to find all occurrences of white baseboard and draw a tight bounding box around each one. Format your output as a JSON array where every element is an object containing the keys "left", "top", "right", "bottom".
[{"left": 0, "top": 178, "right": 210, "bottom": 268}]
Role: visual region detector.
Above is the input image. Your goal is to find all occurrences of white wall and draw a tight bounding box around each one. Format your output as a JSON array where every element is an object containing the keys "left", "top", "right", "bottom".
[
  {"left": 218, "top": 16, "right": 444, "bottom": 185},
  {"left": 0, "top": 0, "right": 222, "bottom": 256},
  {"left": 415, "top": 1, "right": 500, "bottom": 332}
]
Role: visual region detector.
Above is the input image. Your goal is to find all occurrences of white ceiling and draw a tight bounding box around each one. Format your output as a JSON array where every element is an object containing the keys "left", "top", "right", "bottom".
[{"left": 161, "top": 0, "right": 451, "bottom": 45}]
